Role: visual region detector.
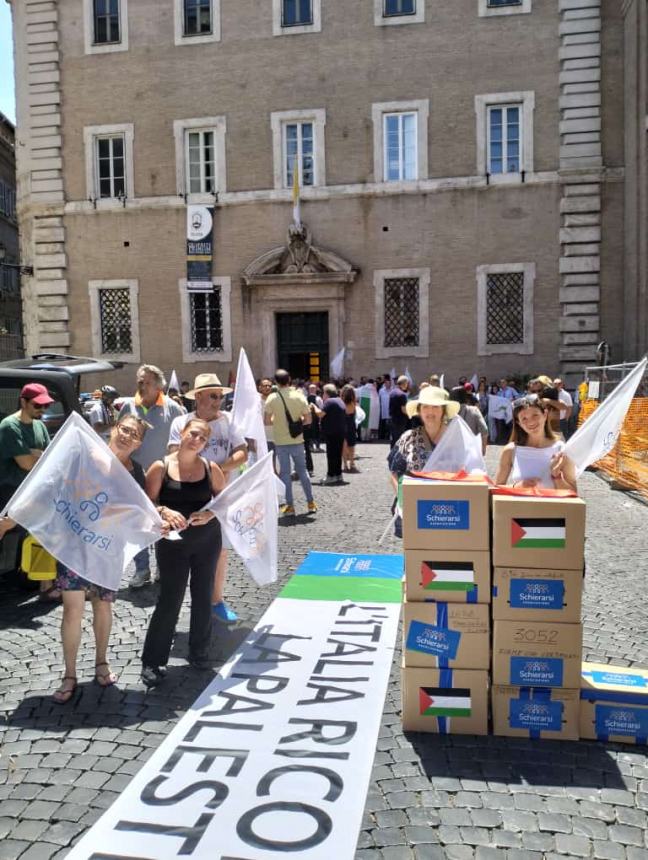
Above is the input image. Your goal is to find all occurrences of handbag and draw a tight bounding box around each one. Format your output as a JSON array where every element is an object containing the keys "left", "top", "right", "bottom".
[{"left": 277, "top": 390, "right": 304, "bottom": 438}]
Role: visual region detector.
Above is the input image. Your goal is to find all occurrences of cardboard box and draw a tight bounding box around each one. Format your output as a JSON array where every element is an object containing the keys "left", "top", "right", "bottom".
[
  {"left": 403, "top": 599, "right": 490, "bottom": 669},
  {"left": 492, "top": 685, "right": 580, "bottom": 740},
  {"left": 492, "top": 620, "right": 582, "bottom": 688},
  {"left": 492, "top": 495, "right": 586, "bottom": 571},
  {"left": 580, "top": 662, "right": 648, "bottom": 745},
  {"left": 492, "top": 567, "right": 583, "bottom": 622},
  {"left": 402, "top": 664, "right": 489, "bottom": 734},
  {"left": 402, "top": 478, "right": 490, "bottom": 551},
  {"left": 405, "top": 549, "right": 491, "bottom": 604}
]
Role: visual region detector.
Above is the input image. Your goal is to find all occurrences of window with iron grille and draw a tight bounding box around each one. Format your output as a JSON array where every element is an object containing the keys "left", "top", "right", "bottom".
[
  {"left": 486, "top": 271, "right": 524, "bottom": 344},
  {"left": 96, "top": 135, "right": 126, "bottom": 198},
  {"left": 93, "top": 0, "right": 120, "bottom": 44},
  {"left": 282, "top": 0, "right": 313, "bottom": 26},
  {"left": 190, "top": 288, "right": 223, "bottom": 352},
  {"left": 184, "top": 0, "right": 211, "bottom": 35},
  {"left": 384, "top": 0, "right": 415, "bottom": 15},
  {"left": 383, "top": 277, "right": 420, "bottom": 348},
  {"left": 99, "top": 287, "right": 132, "bottom": 354}
]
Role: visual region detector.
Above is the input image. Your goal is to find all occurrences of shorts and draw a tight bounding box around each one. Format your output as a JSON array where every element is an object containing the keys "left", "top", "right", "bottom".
[{"left": 55, "top": 563, "right": 116, "bottom": 602}]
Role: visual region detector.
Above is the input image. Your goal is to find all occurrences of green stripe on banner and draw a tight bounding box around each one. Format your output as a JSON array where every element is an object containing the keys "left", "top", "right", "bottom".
[
  {"left": 422, "top": 706, "right": 471, "bottom": 718},
  {"left": 425, "top": 582, "right": 475, "bottom": 592},
  {"left": 280, "top": 574, "right": 403, "bottom": 603},
  {"left": 516, "top": 538, "right": 566, "bottom": 549}
]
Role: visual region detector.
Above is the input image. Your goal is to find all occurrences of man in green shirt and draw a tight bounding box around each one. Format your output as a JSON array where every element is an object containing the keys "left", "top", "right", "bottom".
[{"left": 0, "top": 383, "right": 54, "bottom": 596}]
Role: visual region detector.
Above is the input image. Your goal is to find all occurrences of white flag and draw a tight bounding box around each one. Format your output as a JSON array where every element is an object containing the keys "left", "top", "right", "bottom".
[
  {"left": 168, "top": 369, "right": 180, "bottom": 393},
  {"left": 229, "top": 347, "right": 267, "bottom": 462},
  {"left": 439, "top": 373, "right": 445, "bottom": 390},
  {"left": 488, "top": 393, "right": 513, "bottom": 423},
  {"left": 470, "top": 373, "right": 479, "bottom": 390},
  {"left": 565, "top": 357, "right": 647, "bottom": 477},
  {"left": 404, "top": 366, "right": 414, "bottom": 387},
  {"left": 330, "top": 347, "right": 345, "bottom": 378},
  {"left": 4, "top": 413, "right": 163, "bottom": 591},
  {"left": 422, "top": 416, "right": 486, "bottom": 475},
  {"left": 390, "top": 367, "right": 396, "bottom": 383},
  {"left": 206, "top": 452, "right": 278, "bottom": 586}
]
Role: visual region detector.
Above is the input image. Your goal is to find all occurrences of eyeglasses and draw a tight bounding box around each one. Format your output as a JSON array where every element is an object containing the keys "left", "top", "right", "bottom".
[
  {"left": 117, "top": 425, "right": 141, "bottom": 440},
  {"left": 205, "top": 393, "right": 223, "bottom": 400},
  {"left": 513, "top": 394, "right": 540, "bottom": 410}
]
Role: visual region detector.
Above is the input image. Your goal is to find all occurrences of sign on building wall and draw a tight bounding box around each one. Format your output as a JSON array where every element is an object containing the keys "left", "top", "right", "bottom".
[{"left": 187, "top": 205, "right": 215, "bottom": 292}]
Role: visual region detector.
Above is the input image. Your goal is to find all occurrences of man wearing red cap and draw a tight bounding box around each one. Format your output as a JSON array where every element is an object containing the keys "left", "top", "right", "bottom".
[{"left": 0, "top": 383, "right": 56, "bottom": 598}]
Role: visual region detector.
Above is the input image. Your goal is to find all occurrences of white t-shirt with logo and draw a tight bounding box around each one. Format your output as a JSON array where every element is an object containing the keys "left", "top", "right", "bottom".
[{"left": 168, "top": 411, "right": 246, "bottom": 482}]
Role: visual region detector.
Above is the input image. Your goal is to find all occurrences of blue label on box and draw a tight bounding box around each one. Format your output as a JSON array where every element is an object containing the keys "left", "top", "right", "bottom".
[
  {"left": 510, "top": 698, "right": 563, "bottom": 732},
  {"left": 417, "top": 500, "right": 470, "bottom": 531},
  {"left": 588, "top": 671, "right": 648, "bottom": 689},
  {"left": 509, "top": 578, "right": 565, "bottom": 611},
  {"left": 406, "top": 620, "right": 461, "bottom": 660},
  {"left": 510, "top": 657, "right": 563, "bottom": 687},
  {"left": 595, "top": 705, "right": 648, "bottom": 738}
]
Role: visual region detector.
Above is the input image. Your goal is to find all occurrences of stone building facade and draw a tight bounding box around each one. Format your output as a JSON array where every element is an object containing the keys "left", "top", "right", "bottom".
[
  {"left": 0, "top": 112, "right": 21, "bottom": 360},
  {"left": 8, "top": 0, "right": 639, "bottom": 389}
]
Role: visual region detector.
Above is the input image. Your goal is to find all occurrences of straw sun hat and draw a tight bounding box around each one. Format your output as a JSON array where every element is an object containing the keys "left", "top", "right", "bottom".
[
  {"left": 405, "top": 386, "right": 460, "bottom": 420},
  {"left": 185, "top": 373, "right": 232, "bottom": 399}
]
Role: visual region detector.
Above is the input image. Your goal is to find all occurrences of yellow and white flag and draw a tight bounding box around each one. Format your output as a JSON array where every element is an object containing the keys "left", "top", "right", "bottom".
[{"left": 292, "top": 159, "right": 301, "bottom": 227}]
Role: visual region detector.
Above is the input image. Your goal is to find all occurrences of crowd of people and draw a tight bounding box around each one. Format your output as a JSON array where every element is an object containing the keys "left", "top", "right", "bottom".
[{"left": 0, "top": 363, "right": 583, "bottom": 702}]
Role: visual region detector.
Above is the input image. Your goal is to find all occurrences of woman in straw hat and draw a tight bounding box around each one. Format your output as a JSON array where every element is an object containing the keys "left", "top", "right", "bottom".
[{"left": 388, "top": 386, "right": 460, "bottom": 489}]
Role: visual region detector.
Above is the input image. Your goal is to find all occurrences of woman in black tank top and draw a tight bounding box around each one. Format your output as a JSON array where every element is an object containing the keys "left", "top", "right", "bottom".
[{"left": 141, "top": 418, "right": 226, "bottom": 686}]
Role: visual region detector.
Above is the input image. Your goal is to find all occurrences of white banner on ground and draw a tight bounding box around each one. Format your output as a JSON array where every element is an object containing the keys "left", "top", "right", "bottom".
[
  {"left": 565, "top": 357, "right": 647, "bottom": 477},
  {"left": 66, "top": 581, "right": 401, "bottom": 860},
  {"left": 4, "top": 413, "right": 163, "bottom": 591},
  {"left": 207, "top": 452, "right": 278, "bottom": 586},
  {"left": 422, "top": 415, "right": 486, "bottom": 474}
]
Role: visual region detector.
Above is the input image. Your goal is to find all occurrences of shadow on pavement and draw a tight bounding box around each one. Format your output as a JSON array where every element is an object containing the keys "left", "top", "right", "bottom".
[{"left": 407, "top": 731, "right": 627, "bottom": 789}]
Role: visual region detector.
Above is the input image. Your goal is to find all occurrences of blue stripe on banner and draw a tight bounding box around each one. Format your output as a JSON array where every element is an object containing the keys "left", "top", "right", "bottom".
[
  {"left": 581, "top": 690, "right": 648, "bottom": 706},
  {"left": 437, "top": 668, "right": 453, "bottom": 735},
  {"left": 437, "top": 603, "right": 449, "bottom": 668},
  {"left": 467, "top": 588, "right": 477, "bottom": 604}
]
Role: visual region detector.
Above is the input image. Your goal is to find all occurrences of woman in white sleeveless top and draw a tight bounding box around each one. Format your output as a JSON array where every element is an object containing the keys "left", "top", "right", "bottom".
[{"left": 495, "top": 394, "right": 577, "bottom": 492}]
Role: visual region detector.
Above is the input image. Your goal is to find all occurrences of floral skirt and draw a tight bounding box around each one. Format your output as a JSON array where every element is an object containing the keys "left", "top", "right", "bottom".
[{"left": 55, "top": 563, "right": 116, "bottom": 603}]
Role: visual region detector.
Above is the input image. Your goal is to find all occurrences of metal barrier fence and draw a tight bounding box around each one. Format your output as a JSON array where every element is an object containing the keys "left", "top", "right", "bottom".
[{"left": 584, "top": 362, "right": 648, "bottom": 402}]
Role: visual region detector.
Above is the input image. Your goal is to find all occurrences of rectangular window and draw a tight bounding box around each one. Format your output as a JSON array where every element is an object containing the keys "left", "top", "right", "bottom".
[
  {"left": 384, "top": 0, "right": 415, "bottom": 15},
  {"left": 488, "top": 0, "right": 521, "bottom": 6},
  {"left": 488, "top": 105, "right": 521, "bottom": 174},
  {"left": 190, "top": 288, "right": 223, "bottom": 352},
  {"left": 282, "top": 0, "right": 313, "bottom": 26},
  {"left": 486, "top": 272, "right": 524, "bottom": 345},
  {"left": 384, "top": 277, "right": 420, "bottom": 348},
  {"left": 99, "top": 287, "right": 133, "bottom": 354},
  {"left": 186, "top": 130, "right": 216, "bottom": 193},
  {"left": 96, "top": 135, "right": 126, "bottom": 199},
  {"left": 0, "top": 182, "right": 5, "bottom": 215},
  {"left": 384, "top": 112, "right": 417, "bottom": 181},
  {"left": 184, "top": 0, "right": 211, "bottom": 35},
  {"left": 93, "top": 0, "right": 120, "bottom": 44},
  {"left": 284, "top": 122, "right": 314, "bottom": 187}
]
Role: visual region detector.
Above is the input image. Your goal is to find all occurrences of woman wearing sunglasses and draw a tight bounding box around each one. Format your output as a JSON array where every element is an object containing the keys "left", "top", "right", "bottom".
[
  {"left": 141, "top": 417, "right": 226, "bottom": 687},
  {"left": 495, "top": 394, "right": 577, "bottom": 492}
]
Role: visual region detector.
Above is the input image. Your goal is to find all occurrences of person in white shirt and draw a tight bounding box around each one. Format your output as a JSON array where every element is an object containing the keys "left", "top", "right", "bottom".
[
  {"left": 378, "top": 375, "right": 393, "bottom": 440},
  {"left": 554, "top": 377, "right": 573, "bottom": 440},
  {"left": 168, "top": 373, "right": 247, "bottom": 623},
  {"left": 88, "top": 385, "right": 119, "bottom": 440}
]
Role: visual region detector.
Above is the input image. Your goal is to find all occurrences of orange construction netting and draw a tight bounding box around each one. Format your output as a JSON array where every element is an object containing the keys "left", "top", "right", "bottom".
[{"left": 578, "top": 398, "right": 648, "bottom": 500}]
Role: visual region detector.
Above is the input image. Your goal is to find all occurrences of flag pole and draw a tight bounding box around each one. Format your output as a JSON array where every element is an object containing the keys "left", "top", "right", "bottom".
[{"left": 292, "top": 158, "right": 301, "bottom": 227}]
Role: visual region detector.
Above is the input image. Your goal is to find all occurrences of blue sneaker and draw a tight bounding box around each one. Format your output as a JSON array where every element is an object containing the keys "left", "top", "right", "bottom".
[{"left": 212, "top": 601, "right": 238, "bottom": 623}]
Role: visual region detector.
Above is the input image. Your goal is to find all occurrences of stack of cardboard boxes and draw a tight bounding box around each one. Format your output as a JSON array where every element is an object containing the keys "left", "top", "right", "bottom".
[
  {"left": 490, "top": 494, "right": 586, "bottom": 740},
  {"left": 400, "top": 477, "right": 491, "bottom": 735},
  {"left": 399, "top": 476, "right": 648, "bottom": 745}
]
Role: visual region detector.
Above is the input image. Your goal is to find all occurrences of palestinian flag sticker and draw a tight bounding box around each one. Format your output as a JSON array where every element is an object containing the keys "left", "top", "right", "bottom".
[
  {"left": 511, "top": 518, "right": 566, "bottom": 549},
  {"left": 420, "top": 561, "right": 475, "bottom": 592},
  {"left": 419, "top": 687, "right": 472, "bottom": 718}
]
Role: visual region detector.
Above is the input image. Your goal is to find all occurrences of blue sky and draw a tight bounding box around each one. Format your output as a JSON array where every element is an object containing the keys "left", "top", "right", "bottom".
[{"left": 0, "top": 2, "right": 16, "bottom": 123}]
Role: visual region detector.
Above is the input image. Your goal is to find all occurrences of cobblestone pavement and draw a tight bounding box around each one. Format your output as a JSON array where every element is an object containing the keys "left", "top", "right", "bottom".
[{"left": 1, "top": 442, "right": 648, "bottom": 859}]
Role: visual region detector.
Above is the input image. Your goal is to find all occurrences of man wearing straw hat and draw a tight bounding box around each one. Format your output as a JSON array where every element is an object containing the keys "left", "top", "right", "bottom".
[{"left": 168, "top": 373, "right": 247, "bottom": 623}]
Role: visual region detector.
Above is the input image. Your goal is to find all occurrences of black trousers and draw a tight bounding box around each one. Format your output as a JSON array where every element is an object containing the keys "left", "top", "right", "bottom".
[
  {"left": 495, "top": 419, "right": 512, "bottom": 445},
  {"left": 325, "top": 434, "right": 344, "bottom": 478},
  {"left": 142, "top": 520, "right": 222, "bottom": 668},
  {"left": 304, "top": 438, "right": 313, "bottom": 473}
]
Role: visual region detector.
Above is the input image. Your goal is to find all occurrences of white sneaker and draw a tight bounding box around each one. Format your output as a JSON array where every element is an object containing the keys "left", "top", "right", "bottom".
[{"left": 129, "top": 568, "right": 151, "bottom": 588}]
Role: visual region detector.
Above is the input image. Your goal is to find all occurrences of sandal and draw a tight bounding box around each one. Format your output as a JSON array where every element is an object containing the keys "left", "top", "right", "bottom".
[
  {"left": 52, "top": 676, "right": 77, "bottom": 704},
  {"left": 94, "top": 662, "right": 117, "bottom": 687},
  {"left": 38, "top": 586, "right": 62, "bottom": 603}
]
